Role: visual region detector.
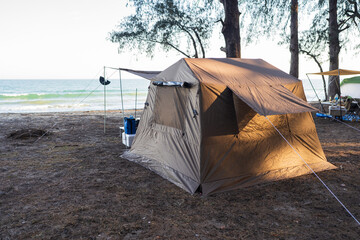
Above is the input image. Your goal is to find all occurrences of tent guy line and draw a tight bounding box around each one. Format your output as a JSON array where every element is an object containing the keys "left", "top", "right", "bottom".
[
  {"left": 320, "top": 113, "right": 360, "bottom": 133},
  {"left": 33, "top": 67, "right": 105, "bottom": 144},
  {"left": 265, "top": 116, "right": 360, "bottom": 226},
  {"left": 306, "top": 72, "right": 360, "bottom": 133},
  {"left": 33, "top": 83, "right": 102, "bottom": 144}
]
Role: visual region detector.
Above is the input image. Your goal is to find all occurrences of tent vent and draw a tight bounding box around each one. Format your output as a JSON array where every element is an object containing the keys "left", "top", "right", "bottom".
[{"left": 153, "top": 81, "right": 192, "bottom": 88}]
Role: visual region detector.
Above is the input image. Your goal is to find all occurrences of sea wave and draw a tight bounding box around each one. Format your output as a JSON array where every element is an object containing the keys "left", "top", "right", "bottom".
[
  {"left": 0, "top": 103, "right": 91, "bottom": 113},
  {"left": 0, "top": 91, "right": 147, "bottom": 100},
  {"left": 0, "top": 79, "right": 149, "bottom": 113}
]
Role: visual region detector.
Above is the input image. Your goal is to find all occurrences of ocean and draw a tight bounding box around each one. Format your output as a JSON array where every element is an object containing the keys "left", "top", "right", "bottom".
[
  {"left": 0, "top": 78, "right": 326, "bottom": 113},
  {"left": 0, "top": 79, "right": 149, "bottom": 113}
]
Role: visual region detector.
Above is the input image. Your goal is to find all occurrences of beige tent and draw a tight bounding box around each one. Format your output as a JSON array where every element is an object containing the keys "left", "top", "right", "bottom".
[{"left": 124, "top": 58, "right": 336, "bottom": 196}]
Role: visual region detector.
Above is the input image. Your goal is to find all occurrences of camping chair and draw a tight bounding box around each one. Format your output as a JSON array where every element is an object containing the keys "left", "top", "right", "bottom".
[{"left": 345, "top": 97, "right": 360, "bottom": 115}]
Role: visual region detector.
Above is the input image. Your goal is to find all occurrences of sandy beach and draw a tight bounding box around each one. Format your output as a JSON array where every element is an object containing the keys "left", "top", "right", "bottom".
[{"left": 0, "top": 110, "right": 359, "bottom": 239}]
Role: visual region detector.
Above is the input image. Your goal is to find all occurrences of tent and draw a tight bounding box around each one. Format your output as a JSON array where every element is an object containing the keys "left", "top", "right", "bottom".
[
  {"left": 307, "top": 69, "right": 360, "bottom": 113},
  {"left": 341, "top": 76, "right": 360, "bottom": 99},
  {"left": 307, "top": 69, "right": 360, "bottom": 99},
  {"left": 123, "top": 58, "right": 336, "bottom": 196}
]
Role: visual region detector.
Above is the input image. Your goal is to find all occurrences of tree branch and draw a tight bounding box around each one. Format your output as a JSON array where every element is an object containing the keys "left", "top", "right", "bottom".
[
  {"left": 176, "top": 23, "right": 199, "bottom": 58},
  {"left": 163, "top": 41, "right": 192, "bottom": 58},
  {"left": 300, "top": 49, "right": 328, "bottom": 100},
  {"left": 346, "top": 0, "right": 360, "bottom": 21},
  {"left": 339, "top": 24, "right": 351, "bottom": 32},
  {"left": 215, "top": 19, "right": 224, "bottom": 26},
  {"left": 136, "top": 36, "right": 191, "bottom": 58},
  {"left": 192, "top": 29, "right": 206, "bottom": 58}
]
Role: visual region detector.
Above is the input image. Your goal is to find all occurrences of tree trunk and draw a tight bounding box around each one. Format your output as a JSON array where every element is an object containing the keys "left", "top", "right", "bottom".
[
  {"left": 289, "top": 0, "right": 299, "bottom": 78},
  {"left": 328, "top": 0, "right": 340, "bottom": 99},
  {"left": 220, "top": 0, "right": 241, "bottom": 58}
]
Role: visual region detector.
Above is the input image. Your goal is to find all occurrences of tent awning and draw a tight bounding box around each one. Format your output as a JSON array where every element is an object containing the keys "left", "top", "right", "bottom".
[
  {"left": 185, "top": 58, "right": 318, "bottom": 116},
  {"left": 119, "top": 68, "right": 161, "bottom": 80},
  {"left": 307, "top": 69, "right": 360, "bottom": 76},
  {"left": 229, "top": 84, "right": 317, "bottom": 116}
]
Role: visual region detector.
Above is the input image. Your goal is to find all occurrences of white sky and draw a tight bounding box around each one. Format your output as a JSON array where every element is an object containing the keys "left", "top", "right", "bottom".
[{"left": 0, "top": 0, "right": 358, "bottom": 80}]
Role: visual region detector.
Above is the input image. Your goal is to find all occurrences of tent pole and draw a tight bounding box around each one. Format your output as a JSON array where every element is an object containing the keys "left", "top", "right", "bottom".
[
  {"left": 103, "top": 66, "right": 107, "bottom": 134},
  {"left": 119, "top": 70, "right": 125, "bottom": 126},
  {"left": 306, "top": 74, "right": 325, "bottom": 113},
  {"left": 135, "top": 88, "right": 138, "bottom": 119},
  {"left": 338, "top": 69, "right": 343, "bottom": 120}
]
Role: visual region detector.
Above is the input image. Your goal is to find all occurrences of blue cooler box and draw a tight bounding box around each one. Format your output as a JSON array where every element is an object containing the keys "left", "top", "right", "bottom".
[{"left": 124, "top": 116, "right": 136, "bottom": 134}]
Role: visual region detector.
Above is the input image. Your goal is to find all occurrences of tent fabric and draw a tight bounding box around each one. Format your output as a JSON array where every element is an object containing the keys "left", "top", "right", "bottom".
[
  {"left": 152, "top": 59, "right": 199, "bottom": 83},
  {"left": 119, "top": 68, "right": 161, "bottom": 80},
  {"left": 126, "top": 58, "right": 336, "bottom": 196},
  {"left": 308, "top": 69, "right": 360, "bottom": 76},
  {"left": 341, "top": 76, "right": 360, "bottom": 86},
  {"left": 341, "top": 76, "right": 360, "bottom": 98},
  {"left": 198, "top": 80, "right": 335, "bottom": 195},
  {"left": 129, "top": 83, "right": 201, "bottom": 194},
  {"left": 153, "top": 58, "right": 317, "bottom": 116}
]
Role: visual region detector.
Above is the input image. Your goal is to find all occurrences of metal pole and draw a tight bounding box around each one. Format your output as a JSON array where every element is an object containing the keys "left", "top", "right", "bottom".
[
  {"left": 119, "top": 70, "right": 125, "bottom": 126},
  {"left": 135, "top": 88, "right": 138, "bottom": 119},
  {"left": 338, "top": 69, "right": 343, "bottom": 120},
  {"left": 306, "top": 74, "right": 325, "bottom": 113},
  {"left": 103, "top": 66, "right": 106, "bottom": 134}
]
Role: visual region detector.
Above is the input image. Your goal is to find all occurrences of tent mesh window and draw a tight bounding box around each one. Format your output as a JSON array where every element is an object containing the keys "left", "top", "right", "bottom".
[{"left": 153, "top": 86, "right": 189, "bottom": 130}]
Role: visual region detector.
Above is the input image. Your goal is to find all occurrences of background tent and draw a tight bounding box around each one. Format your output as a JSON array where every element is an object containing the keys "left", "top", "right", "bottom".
[
  {"left": 124, "top": 58, "right": 336, "bottom": 196},
  {"left": 341, "top": 76, "right": 360, "bottom": 99},
  {"left": 307, "top": 69, "right": 360, "bottom": 99}
]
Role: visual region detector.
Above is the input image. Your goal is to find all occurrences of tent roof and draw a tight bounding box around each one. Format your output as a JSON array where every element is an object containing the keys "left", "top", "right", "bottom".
[
  {"left": 155, "top": 58, "right": 316, "bottom": 116},
  {"left": 120, "top": 58, "right": 317, "bottom": 116},
  {"left": 119, "top": 68, "right": 161, "bottom": 80},
  {"left": 341, "top": 76, "right": 360, "bottom": 86},
  {"left": 185, "top": 58, "right": 300, "bottom": 86},
  {"left": 308, "top": 69, "right": 360, "bottom": 76}
]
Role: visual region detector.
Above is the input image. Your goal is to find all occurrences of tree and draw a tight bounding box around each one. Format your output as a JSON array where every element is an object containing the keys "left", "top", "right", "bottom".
[
  {"left": 328, "top": 0, "right": 341, "bottom": 99},
  {"left": 219, "top": 0, "right": 241, "bottom": 58},
  {"left": 110, "top": 0, "right": 245, "bottom": 59},
  {"left": 329, "top": 0, "right": 360, "bottom": 98},
  {"left": 290, "top": 0, "right": 299, "bottom": 78},
  {"left": 239, "top": 0, "right": 307, "bottom": 78},
  {"left": 109, "top": 0, "right": 218, "bottom": 58},
  {"left": 304, "top": 0, "right": 360, "bottom": 99}
]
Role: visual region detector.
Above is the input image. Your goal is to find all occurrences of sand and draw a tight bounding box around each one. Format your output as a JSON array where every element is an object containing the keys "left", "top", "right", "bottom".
[{"left": 0, "top": 110, "right": 359, "bottom": 239}]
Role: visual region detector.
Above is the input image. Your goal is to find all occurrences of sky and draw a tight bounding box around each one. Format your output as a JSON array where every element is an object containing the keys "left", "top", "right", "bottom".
[{"left": 0, "top": 0, "right": 358, "bottom": 80}]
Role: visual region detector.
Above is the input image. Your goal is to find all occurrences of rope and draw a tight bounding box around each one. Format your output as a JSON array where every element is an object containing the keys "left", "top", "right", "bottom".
[
  {"left": 265, "top": 116, "right": 360, "bottom": 225},
  {"left": 314, "top": 102, "right": 360, "bottom": 133},
  {"left": 33, "top": 83, "right": 102, "bottom": 144},
  {"left": 106, "top": 69, "right": 118, "bottom": 79},
  {"left": 306, "top": 74, "right": 325, "bottom": 112},
  {"left": 307, "top": 74, "right": 360, "bottom": 133},
  {"left": 323, "top": 114, "right": 360, "bottom": 133},
  {"left": 32, "top": 67, "right": 104, "bottom": 144},
  {"left": 72, "top": 68, "right": 103, "bottom": 100},
  {"left": 35, "top": 66, "right": 127, "bottom": 142}
]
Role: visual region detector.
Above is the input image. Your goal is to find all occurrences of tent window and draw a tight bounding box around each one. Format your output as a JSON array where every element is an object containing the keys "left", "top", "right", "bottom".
[{"left": 154, "top": 86, "right": 189, "bottom": 130}]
